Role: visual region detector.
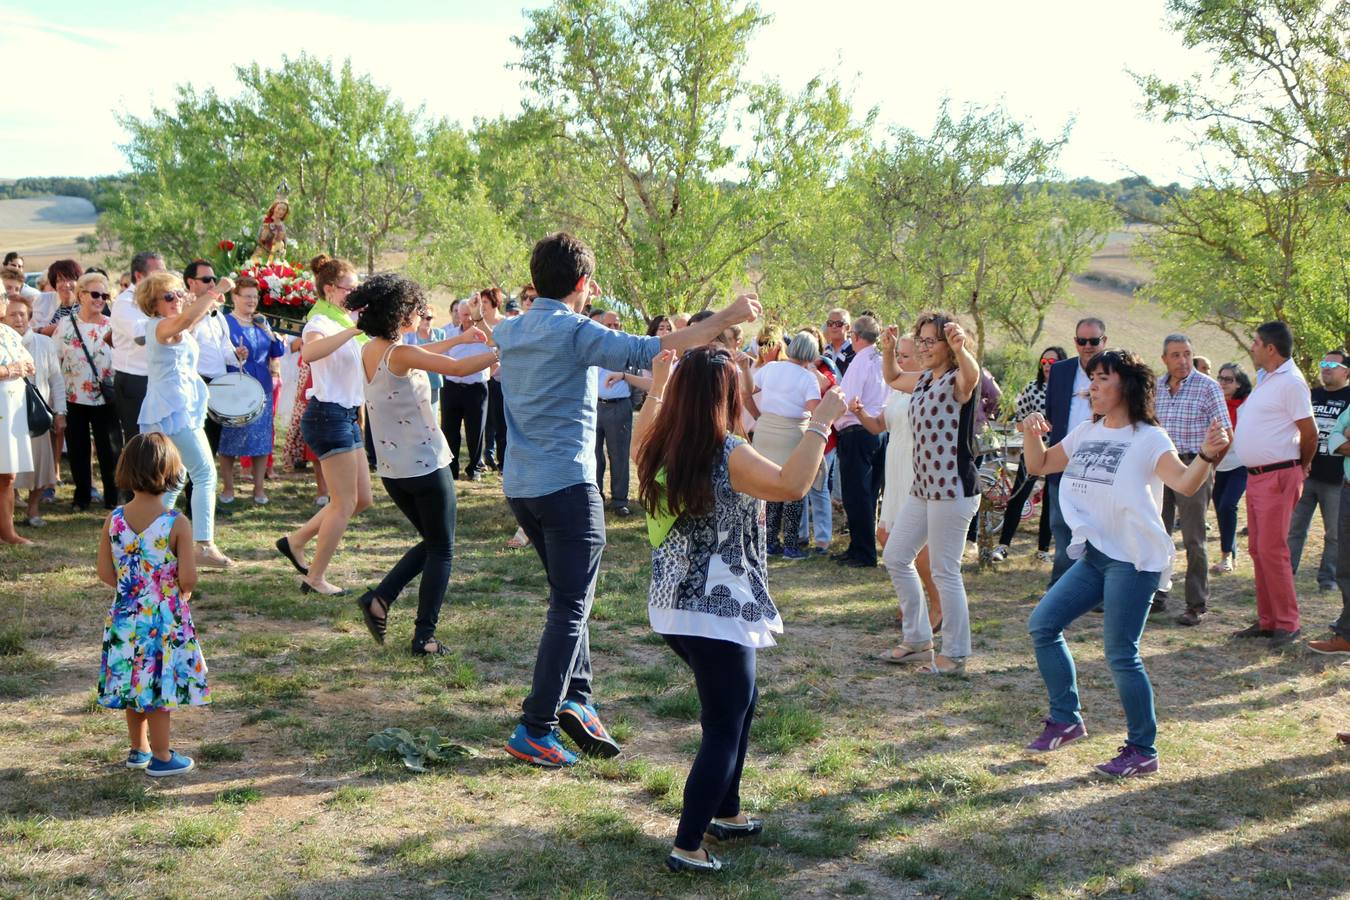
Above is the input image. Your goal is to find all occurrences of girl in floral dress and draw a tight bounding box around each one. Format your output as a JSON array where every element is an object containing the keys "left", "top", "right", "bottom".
[{"left": 96, "top": 433, "right": 209, "bottom": 777}]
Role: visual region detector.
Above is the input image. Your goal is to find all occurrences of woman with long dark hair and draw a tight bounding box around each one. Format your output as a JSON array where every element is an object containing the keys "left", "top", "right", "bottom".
[
  {"left": 992, "top": 345, "right": 1068, "bottom": 562},
  {"left": 634, "top": 345, "right": 845, "bottom": 872},
  {"left": 1210, "top": 362, "right": 1252, "bottom": 574},
  {"left": 351, "top": 274, "right": 496, "bottom": 654},
  {"left": 1021, "top": 349, "right": 1229, "bottom": 776}
]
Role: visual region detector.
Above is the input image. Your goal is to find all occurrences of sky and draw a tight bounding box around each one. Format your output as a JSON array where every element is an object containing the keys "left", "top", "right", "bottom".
[{"left": 4, "top": 0, "right": 1212, "bottom": 184}]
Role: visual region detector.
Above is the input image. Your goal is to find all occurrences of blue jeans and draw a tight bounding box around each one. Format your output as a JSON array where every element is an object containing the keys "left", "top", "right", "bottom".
[
  {"left": 799, "top": 450, "right": 834, "bottom": 546},
  {"left": 161, "top": 426, "right": 216, "bottom": 543},
  {"left": 1212, "top": 467, "right": 1247, "bottom": 555},
  {"left": 1045, "top": 477, "right": 1073, "bottom": 587},
  {"left": 508, "top": 482, "right": 605, "bottom": 736},
  {"left": 1027, "top": 543, "right": 1160, "bottom": 757}
]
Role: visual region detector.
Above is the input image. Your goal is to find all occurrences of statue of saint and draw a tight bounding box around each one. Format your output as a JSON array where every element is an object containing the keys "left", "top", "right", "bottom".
[{"left": 258, "top": 198, "right": 290, "bottom": 261}]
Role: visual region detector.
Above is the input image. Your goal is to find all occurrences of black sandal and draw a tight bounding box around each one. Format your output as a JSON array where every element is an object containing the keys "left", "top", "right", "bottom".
[
  {"left": 357, "top": 590, "right": 387, "bottom": 644},
  {"left": 411, "top": 637, "right": 448, "bottom": 656}
]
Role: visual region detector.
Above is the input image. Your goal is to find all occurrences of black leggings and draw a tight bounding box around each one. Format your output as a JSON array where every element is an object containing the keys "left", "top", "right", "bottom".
[
  {"left": 999, "top": 467, "right": 1051, "bottom": 551},
  {"left": 377, "top": 465, "right": 458, "bottom": 644},
  {"left": 766, "top": 500, "right": 804, "bottom": 551},
  {"left": 66, "top": 401, "right": 120, "bottom": 509},
  {"left": 663, "top": 633, "right": 757, "bottom": 852}
]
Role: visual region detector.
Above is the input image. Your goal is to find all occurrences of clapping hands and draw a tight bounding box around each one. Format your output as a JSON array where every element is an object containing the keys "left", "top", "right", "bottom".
[{"left": 1202, "top": 419, "right": 1231, "bottom": 460}]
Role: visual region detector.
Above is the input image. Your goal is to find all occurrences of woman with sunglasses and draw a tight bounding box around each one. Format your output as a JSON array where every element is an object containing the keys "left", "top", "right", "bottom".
[
  {"left": 991, "top": 346, "right": 1068, "bottom": 563},
  {"left": 1210, "top": 363, "right": 1252, "bottom": 574},
  {"left": 54, "top": 271, "right": 120, "bottom": 512},
  {"left": 1021, "top": 349, "right": 1230, "bottom": 776},
  {"left": 634, "top": 346, "right": 845, "bottom": 872},
  {"left": 136, "top": 270, "right": 233, "bottom": 568},
  {"left": 275, "top": 255, "right": 371, "bottom": 596}
]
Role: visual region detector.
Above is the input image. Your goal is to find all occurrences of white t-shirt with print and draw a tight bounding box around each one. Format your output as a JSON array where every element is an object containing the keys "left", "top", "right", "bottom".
[
  {"left": 752, "top": 360, "right": 821, "bottom": 419},
  {"left": 1058, "top": 419, "right": 1177, "bottom": 574}
]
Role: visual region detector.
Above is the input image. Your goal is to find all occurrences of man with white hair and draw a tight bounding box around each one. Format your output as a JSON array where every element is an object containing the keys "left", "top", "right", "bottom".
[
  {"left": 440, "top": 299, "right": 492, "bottom": 481},
  {"left": 832, "top": 315, "right": 887, "bottom": 567},
  {"left": 822, "top": 308, "right": 854, "bottom": 375}
]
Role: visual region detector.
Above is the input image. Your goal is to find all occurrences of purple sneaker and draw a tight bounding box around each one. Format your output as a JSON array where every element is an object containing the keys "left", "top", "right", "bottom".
[
  {"left": 1094, "top": 745, "right": 1158, "bottom": 778},
  {"left": 1026, "top": 719, "right": 1087, "bottom": 753}
]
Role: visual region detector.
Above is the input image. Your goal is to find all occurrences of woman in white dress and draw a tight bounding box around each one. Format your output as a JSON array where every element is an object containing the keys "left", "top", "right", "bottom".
[
  {"left": 0, "top": 288, "right": 35, "bottom": 544},
  {"left": 5, "top": 296, "right": 65, "bottom": 526},
  {"left": 849, "top": 328, "right": 943, "bottom": 638}
]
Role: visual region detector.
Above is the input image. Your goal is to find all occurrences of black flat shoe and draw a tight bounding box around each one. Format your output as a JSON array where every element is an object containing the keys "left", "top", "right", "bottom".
[
  {"left": 411, "top": 638, "right": 449, "bottom": 656},
  {"left": 358, "top": 590, "right": 387, "bottom": 644},
  {"left": 301, "top": 581, "right": 347, "bottom": 597},
  {"left": 275, "top": 536, "right": 309, "bottom": 576},
  {"left": 704, "top": 818, "right": 763, "bottom": 841},
  {"left": 665, "top": 850, "right": 722, "bottom": 873}
]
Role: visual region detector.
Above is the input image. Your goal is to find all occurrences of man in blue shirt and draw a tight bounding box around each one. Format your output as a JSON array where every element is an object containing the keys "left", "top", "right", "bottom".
[{"left": 496, "top": 232, "right": 761, "bottom": 767}]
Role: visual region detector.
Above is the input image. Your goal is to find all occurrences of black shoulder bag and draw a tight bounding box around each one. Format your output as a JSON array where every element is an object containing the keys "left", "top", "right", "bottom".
[
  {"left": 71, "top": 318, "right": 116, "bottom": 405},
  {"left": 24, "top": 377, "right": 54, "bottom": 437}
]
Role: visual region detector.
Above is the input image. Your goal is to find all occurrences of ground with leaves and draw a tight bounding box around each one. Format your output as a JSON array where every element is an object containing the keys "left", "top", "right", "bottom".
[{"left": 1, "top": 463, "right": 1347, "bottom": 899}]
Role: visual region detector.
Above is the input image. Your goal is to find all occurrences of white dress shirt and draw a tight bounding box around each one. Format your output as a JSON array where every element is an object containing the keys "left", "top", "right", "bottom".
[
  {"left": 192, "top": 310, "right": 235, "bottom": 380},
  {"left": 1067, "top": 362, "right": 1092, "bottom": 432},
  {"left": 835, "top": 344, "right": 887, "bottom": 429},
  {"left": 443, "top": 325, "right": 489, "bottom": 385},
  {"left": 110, "top": 288, "right": 149, "bottom": 376}
]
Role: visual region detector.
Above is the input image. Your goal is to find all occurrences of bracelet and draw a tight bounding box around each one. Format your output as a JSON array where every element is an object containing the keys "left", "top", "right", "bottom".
[
  {"left": 1198, "top": 451, "right": 1217, "bottom": 465},
  {"left": 805, "top": 424, "right": 830, "bottom": 440},
  {"left": 650, "top": 395, "right": 663, "bottom": 403}
]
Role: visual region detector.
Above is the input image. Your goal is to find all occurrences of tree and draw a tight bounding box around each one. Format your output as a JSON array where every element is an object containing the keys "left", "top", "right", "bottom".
[
  {"left": 91, "top": 55, "right": 472, "bottom": 273},
  {"left": 511, "top": 0, "right": 857, "bottom": 321},
  {"left": 1135, "top": 0, "right": 1350, "bottom": 369}
]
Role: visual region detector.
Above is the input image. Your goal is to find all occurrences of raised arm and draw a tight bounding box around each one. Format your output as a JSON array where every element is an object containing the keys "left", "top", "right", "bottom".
[
  {"left": 632, "top": 349, "right": 676, "bottom": 462},
  {"left": 728, "top": 389, "right": 847, "bottom": 501},
  {"left": 947, "top": 321, "right": 980, "bottom": 404},
  {"left": 1020, "top": 412, "right": 1070, "bottom": 476},
  {"left": 300, "top": 326, "right": 363, "bottom": 364},
  {"left": 660, "top": 294, "right": 761, "bottom": 353},
  {"left": 390, "top": 343, "right": 497, "bottom": 379},
  {"left": 1156, "top": 420, "right": 1231, "bottom": 496},
  {"left": 155, "top": 291, "right": 220, "bottom": 343},
  {"left": 423, "top": 326, "right": 487, "bottom": 354}
]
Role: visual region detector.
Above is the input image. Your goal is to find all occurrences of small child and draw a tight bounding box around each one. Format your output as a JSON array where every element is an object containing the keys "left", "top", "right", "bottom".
[{"left": 96, "top": 433, "right": 210, "bottom": 776}]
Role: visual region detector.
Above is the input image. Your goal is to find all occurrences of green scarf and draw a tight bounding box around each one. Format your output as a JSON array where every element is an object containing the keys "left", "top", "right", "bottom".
[
  {"left": 307, "top": 298, "right": 369, "bottom": 345},
  {"left": 645, "top": 469, "right": 678, "bottom": 548}
]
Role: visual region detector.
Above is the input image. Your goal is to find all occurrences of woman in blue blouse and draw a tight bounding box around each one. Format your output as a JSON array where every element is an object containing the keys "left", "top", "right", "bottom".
[{"left": 219, "top": 277, "right": 285, "bottom": 504}]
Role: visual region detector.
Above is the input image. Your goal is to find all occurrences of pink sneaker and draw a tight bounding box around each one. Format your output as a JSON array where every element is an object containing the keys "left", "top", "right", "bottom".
[
  {"left": 1026, "top": 719, "right": 1086, "bottom": 752},
  {"left": 1094, "top": 745, "right": 1158, "bottom": 778}
]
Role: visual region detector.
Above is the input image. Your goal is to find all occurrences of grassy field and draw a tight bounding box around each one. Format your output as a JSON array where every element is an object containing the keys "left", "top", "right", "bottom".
[{"left": 1, "top": 456, "right": 1346, "bottom": 899}]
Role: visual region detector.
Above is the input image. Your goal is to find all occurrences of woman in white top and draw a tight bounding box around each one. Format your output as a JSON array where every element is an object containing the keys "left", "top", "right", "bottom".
[
  {"left": 1020, "top": 348, "right": 1230, "bottom": 778},
  {"left": 748, "top": 332, "right": 822, "bottom": 559},
  {"left": 0, "top": 289, "right": 35, "bottom": 544},
  {"left": 275, "top": 256, "right": 372, "bottom": 596},
  {"left": 852, "top": 328, "right": 943, "bottom": 637},
  {"left": 633, "top": 346, "right": 846, "bottom": 872},
  {"left": 352, "top": 274, "right": 496, "bottom": 655},
  {"left": 5, "top": 296, "right": 65, "bottom": 527}
]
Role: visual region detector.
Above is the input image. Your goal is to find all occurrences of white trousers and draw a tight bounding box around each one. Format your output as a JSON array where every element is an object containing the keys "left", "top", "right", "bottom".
[{"left": 882, "top": 492, "right": 980, "bottom": 658}]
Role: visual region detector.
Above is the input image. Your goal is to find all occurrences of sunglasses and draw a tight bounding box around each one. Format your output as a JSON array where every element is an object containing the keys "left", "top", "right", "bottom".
[
  {"left": 83, "top": 291, "right": 112, "bottom": 301},
  {"left": 420, "top": 314, "right": 433, "bottom": 321},
  {"left": 1319, "top": 360, "right": 1346, "bottom": 369},
  {"left": 1039, "top": 357, "right": 1058, "bottom": 366},
  {"left": 1075, "top": 336, "right": 1104, "bottom": 347},
  {"left": 825, "top": 319, "right": 846, "bottom": 328},
  {"left": 162, "top": 290, "right": 187, "bottom": 302},
  {"left": 193, "top": 275, "right": 218, "bottom": 284}
]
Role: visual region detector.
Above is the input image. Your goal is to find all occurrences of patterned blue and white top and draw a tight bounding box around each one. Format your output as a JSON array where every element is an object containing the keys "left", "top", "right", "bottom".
[{"left": 648, "top": 434, "right": 783, "bottom": 648}]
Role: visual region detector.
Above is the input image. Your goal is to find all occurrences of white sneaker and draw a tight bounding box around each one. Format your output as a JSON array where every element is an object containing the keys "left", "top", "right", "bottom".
[
  {"left": 990, "top": 545, "right": 1008, "bottom": 563},
  {"left": 219, "top": 494, "right": 235, "bottom": 505},
  {"left": 27, "top": 516, "right": 46, "bottom": 528},
  {"left": 315, "top": 495, "right": 330, "bottom": 508},
  {"left": 253, "top": 495, "right": 270, "bottom": 506}
]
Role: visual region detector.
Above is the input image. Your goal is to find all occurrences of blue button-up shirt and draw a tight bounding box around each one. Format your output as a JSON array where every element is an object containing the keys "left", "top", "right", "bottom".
[
  {"left": 596, "top": 368, "right": 632, "bottom": 401},
  {"left": 495, "top": 298, "right": 660, "bottom": 498}
]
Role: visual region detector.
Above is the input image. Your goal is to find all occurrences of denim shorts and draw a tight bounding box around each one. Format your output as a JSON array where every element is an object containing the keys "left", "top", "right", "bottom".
[{"left": 300, "top": 400, "right": 363, "bottom": 460}]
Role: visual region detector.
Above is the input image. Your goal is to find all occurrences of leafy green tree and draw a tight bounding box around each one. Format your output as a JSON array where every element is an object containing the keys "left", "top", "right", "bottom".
[{"left": 1136, "top": 0, "right": 1350, "bottom": 368}]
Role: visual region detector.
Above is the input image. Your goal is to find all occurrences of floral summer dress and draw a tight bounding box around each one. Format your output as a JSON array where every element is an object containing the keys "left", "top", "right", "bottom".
[{"left": 98, "top": 508, "right": 210, "bottom": 711}]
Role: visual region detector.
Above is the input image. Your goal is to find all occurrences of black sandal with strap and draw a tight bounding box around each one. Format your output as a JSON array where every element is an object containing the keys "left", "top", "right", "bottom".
[
  {"left": 357, "top": 590, "right": 387, "bottom": 644},
  {"left": 411, "top": 637, "right": 448, "bottom": 657}
]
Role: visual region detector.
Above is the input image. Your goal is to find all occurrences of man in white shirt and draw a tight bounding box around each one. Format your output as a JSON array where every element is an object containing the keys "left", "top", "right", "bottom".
[
  {"left": 594, "top": 310, "right": 638, "bottom": 516},
  {"left": 109, "top": 251, "right": 165, "bottom": 444},
  {"left": 1229, "top": 321, "right": 1317, "bottom": 646},
  {"left": 1043, "top": 317, "right": 1107, "bottom": 586},
  {"left": 832, "top": 315, "right": 888, "bottom": 567},
  {"left": 184, "top": 260, "right": 240, "bottom": 507},
  {"left": 440, "top": 299, "right": 491, "bottom": 481}
]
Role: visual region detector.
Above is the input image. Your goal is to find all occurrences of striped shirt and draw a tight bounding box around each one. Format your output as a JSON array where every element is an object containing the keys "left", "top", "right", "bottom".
[
  {"left": 1155, "top": 369, "right": 1226, "bottom": 455},
  {"left": 494, "top": 298, "right": 660, "bottom": 498}
]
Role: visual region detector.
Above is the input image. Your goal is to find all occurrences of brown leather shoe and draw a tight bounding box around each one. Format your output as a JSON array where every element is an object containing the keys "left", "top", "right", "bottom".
[
  {"left": 1307, "top": 635, "right": 1350, "bottom": 656},
  {"left": 1176, "top": 607, "right": 1206, "bottom": 627}
]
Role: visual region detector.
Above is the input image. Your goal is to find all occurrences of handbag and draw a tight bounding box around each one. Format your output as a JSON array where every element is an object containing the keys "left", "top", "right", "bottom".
[
  {"left": 24, "top": 377, "right": 54, "bottom": 437},
  {"left": 70, "top": 318, "right": 115, "bottom": 404}
]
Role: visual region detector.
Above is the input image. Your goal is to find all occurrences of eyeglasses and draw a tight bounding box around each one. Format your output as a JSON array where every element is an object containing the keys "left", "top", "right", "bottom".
[
  {"left": 82, "top": 290, "right": 111, "bottom": 301},
  {"left": 193, "top": 275, "right": 217, "bottom": 284},
  {"left": 915, "top": 336, "right": 946, "bottom": 349},
  {"left": 333, "top": 284, "right": 356, "bottom": 293},
  {"left": 1075, "top": 336, "right": 1104, "bottom": 347},
  {"left": 1217, "top": 375, "right": 1237, "bottom": 383},
  {"left": 1319, "top": 360, "right": 1346, "bottom": 370},
  {"left": 825, "top": 319, "right": 846, "bottom": 328},
  {"left": 607, "top": 321, "right": 622, "bottom": 329}
]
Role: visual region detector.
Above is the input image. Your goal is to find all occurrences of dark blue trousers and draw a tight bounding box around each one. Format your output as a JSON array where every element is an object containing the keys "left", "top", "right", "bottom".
[{"left": 836, "top": 425, "right": 882, "bottom": 565}]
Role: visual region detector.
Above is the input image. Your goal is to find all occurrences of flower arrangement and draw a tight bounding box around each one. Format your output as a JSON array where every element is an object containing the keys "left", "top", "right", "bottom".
[{"left": 233, "top": 259, "right": 317, "bottom": 318}]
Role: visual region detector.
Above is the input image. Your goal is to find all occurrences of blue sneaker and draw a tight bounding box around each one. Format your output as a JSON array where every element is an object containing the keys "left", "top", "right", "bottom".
[
  {"left": 558, "top": 700, "right": 621, "bottom": 758},
  {"left": 145, "top": 751, "right": 195, "bottom": 777},
  {"left": 505, "top": 724, "right": 578, "bottom": 768},
  {"left": 781, "top": 547, "right": 808, "bottom": 560},
  {"left": 766, "top": 544, "right": 783, "bottom": 557},
  {"left": 125, "top": 749, "right": 152, "bottom": 769}
]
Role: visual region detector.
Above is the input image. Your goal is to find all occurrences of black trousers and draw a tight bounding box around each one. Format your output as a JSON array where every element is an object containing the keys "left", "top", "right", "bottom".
[
  {"left": 484, "top": 379, "right": 506, "bottom": 470},
  {"left": 508, "top": 483, "right": 604, "bottom": 736},
  {"left": 663, "top": 633, "right": 757, "bottom": 852},
  {"left": 440, "top": 381, "right": 488, "bottom": 479},
  {"left": 112, "top": 371, "right": 147, "bottom": 444},
  {"left": 836, "top": 425, "right": 882, "bottom": 565},
  {"left": 67, "top": 402, "right": 120, "bottom": 509},
  {"left": 999, "top": 466, "right": 1052, "bottom": 551},
  {"left": 378, "top": 466, "right": 458, "bottom": 645}
]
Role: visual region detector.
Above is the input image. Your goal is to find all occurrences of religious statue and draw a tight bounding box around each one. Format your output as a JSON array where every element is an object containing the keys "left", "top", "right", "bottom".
[{"left": 257, "top": 180, "right": 291, "bottom": 261}]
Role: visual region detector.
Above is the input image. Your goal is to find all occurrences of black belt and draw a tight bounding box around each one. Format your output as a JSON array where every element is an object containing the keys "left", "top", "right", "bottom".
[
  {"left": 599, "top": 397, "right": 630, "bottom": 404},
  {"left": 1247, "top": 459, "right": 1299, "bottom": 476},
  {"left": 838, "top": 424, "right": 865, "bottom": 435}
]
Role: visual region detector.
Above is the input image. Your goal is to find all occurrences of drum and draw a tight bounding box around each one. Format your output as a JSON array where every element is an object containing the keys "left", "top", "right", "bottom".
[{"left": 207, "top": 371, "right": 267, "bottom": 427}]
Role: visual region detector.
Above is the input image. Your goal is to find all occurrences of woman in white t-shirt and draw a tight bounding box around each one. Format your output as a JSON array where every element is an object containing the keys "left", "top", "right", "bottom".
[
  {"left": 275, "top": 256, "right": 373, "bottom": 596},
  {"left": 749, "top": 332, "right": 822, "bottom": 559},
  {"left": 1020, "top": 348, "right": 1230, "bottom": 778}
]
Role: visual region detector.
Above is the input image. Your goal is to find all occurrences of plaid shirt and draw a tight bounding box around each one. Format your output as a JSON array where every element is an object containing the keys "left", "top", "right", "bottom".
[{"left": 1156, "top": 369, "right": 1226, "bottom": 454}]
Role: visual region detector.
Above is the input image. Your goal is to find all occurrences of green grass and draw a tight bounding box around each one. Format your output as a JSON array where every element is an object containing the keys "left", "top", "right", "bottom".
[{"left": 0, "top": 460, "right": 1346, "bottom": 898}]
